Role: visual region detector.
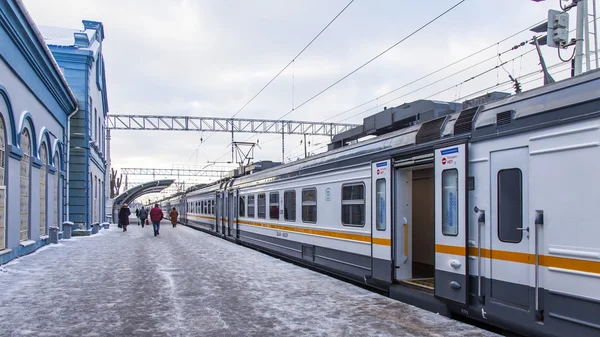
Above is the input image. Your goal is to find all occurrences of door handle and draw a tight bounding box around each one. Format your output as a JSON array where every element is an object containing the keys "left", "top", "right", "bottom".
[{"left": 516, "top": 227, "right": 529, "bottom": 233}]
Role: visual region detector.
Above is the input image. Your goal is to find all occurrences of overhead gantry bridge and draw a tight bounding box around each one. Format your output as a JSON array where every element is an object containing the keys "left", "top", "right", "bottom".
[
  {"left": 106, "top": 114, "right": 357, "bottom": 136},
  {"left": 120, "top": 167, "right": 228, "bottom": 178},
  {"left": 106, "top": 114, "right": 360, "bottom": 163}
]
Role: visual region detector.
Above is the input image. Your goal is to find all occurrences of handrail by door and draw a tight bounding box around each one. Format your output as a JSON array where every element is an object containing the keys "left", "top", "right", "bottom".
[
  {"left": 403, "top": 217, "right": 409, "bottom": 263},
  {"left": 535, "top": 210, "right": 544, "bottom": 321},
  {"left": 476, "top": 208, "right": 485, "bottom": 304}
]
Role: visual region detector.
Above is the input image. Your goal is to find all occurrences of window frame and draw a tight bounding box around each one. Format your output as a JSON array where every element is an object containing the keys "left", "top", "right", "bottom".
[
  {"left": 497, "top": 168, "right": 523, "bottom": 243},
  {"left": 239, "top": 195, "right": 246, "bottom": 218},
  {"left": 247, "top": 195, "right": 255, "bottom": 218},
  {"left": 257, "top": 193, "right": 266, "bottom": 219},
  {"left": 341, "top": 182, "right": 366, "bottom": 227},
  {"left": 301, "top": 188, "right": 317, "bottom": 224},
  {"left": 283, "top": 190, "right": 296, "bottom": 222},
  {"left": 375, "top": 178, "right": 386, "bottom": 231},
  {"left": 441, "top": 169, "right": 459, "bottom": 237},
  {"left": 269, "top": 192, "right": 280, "bottom": 220}
]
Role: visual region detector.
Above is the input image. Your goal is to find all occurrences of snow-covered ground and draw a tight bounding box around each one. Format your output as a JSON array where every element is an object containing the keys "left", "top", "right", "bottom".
[{"left": 0, "top": 220, "right": 499, "bottom": 337}]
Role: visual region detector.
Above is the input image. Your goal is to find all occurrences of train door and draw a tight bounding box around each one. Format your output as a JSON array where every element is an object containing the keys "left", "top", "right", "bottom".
[
  {"left": 228, "top": 190, "right": 235, "bottom": 237},
  {"left": 216, "top": 193, "right": 222, "bottom": 234},
  {"left": 371, "top": 160, "right": 392, "bottom": 283},
  {"left": 488, "top": 147, "right": 532, "bottom": 317},
  {"left": 394, "top": 164, "right": 435, "bottom": 289},
  {"left": 222, "top": 192, "right": 228, "bottom": 235},
  {"left": 434, "top": 143, "right": 468, "bottom": 305}
]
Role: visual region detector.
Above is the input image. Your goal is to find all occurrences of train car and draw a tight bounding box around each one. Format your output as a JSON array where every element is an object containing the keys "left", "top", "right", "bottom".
[
  {"left": 181, "top": 183, "right": 220, "bottom": 233},
  {"left": 176, "top": 69, "right": 600, "bottom": 337}
]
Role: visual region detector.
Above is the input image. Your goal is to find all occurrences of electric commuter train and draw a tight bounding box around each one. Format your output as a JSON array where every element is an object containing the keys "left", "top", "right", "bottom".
[{"left": 168, "top": 69, "right": 600, "bottom": 337}]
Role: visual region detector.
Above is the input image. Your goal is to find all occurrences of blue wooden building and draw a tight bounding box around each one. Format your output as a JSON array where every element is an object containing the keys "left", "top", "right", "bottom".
[
  {"left": 39, "top": 21, "right": 109, "bottom": 233},
  {"left": 0, "top": 0, "right": 77, "bottom": 264}
]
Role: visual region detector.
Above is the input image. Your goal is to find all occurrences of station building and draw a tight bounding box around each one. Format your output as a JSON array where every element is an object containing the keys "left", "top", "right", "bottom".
[
  {"left": 0, "top": 0, "right": 78, "bottom": 263},
  {"left": 39, "top": 20, "right": 109, "bottom": 233}
]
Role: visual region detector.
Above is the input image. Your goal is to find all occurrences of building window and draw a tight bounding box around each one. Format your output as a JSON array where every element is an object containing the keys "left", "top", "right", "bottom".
[
  {"left": 284, "top": 190, "right": 296, "bottom": 222},
  {"left": 20, "top": 128, "right": 31, "bottom": 241},
  {"left": 442, "top": 169, "right": 459, "bottom": 236},
  {"left": 247, "top": 195, "right": 255, "bottom": 218},
  {"left": 88, "top": 97, "right": 92, "bottom": 138},
  {"left": 0, "top": 121, "right": 5, "bottom": 250},
  {"left": 257, "top": 194, "right": 266, "bottom": 219},
  {"left": 342, "top": 183, "right": 365, "bottom": 226},
  {"left": 269, "top": 192, "right": 279, "bottom": 220},
  {"left": 302, "top": 188, "right": 317, "bottom": 223},
  {"left": 94, "top": 109, "right": 98, "bottom": 141},
  {"left": 239, "top": 196, "right": 245, "bottom": 217},
  {"left": 498, "top": 169, "right": 523, "bottom": 243},
  {"left": 54, "top": 152, "right": 60, "bottom": 229},
  {"left": 39, "top": 143, "right": 48, "bottom": 236},
  {"left": 375, "top": 179, "right": 386, "bottom": 231}
]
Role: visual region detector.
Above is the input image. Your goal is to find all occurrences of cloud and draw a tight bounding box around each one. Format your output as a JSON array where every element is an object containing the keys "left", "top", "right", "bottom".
[{"left": 22, "top": 0, "right": 574, "bottom": 196}]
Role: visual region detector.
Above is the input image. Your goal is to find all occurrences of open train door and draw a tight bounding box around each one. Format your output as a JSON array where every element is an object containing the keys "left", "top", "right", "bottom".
[
  {"left": 371, "top": 160, "right": 392, "bottom": 283},
  {"left": 434, "top": 143, "right": 468, "bottom": 305}
]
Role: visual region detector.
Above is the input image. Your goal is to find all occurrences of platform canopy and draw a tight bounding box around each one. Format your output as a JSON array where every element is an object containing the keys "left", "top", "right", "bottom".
[{"left": 112, "top": 179, "right": 175, "bottom": 221}]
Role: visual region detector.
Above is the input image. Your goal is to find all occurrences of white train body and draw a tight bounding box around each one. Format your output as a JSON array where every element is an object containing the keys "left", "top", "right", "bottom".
[{"left": 176, "top": 70, "right": 600, "bottom": 337}]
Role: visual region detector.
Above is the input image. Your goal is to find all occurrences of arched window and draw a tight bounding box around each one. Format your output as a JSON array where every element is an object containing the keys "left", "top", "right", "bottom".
[
  {"left": 20, "top": 128, "right": 31, "bottom": 241},
  {"left": 93, "top": 175, "right": 97, "bottom": 223},
  {"left": 0, "top": 120, "right": 6, "bottom": 250},
  {"left": 98, "top": 178, "right": 102, "bottom": 223},
  {"left": 54, "top": 151, "right": 59, "bottom": 229},
  {"left": 39, "top": 142, "right": 47, "bottom": 236}
]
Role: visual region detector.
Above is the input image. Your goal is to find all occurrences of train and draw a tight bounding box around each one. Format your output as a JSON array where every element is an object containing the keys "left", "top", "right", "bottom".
[{"left": 161, "top": 69, "right": 600, "bottom": 337}]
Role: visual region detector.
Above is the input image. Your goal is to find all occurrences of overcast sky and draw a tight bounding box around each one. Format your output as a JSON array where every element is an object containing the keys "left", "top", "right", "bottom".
[{"left": 22, "top": 0, "right": 593, "bottom": 197}]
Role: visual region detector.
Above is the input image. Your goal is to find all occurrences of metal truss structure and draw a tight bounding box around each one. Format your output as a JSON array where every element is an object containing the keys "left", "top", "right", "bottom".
[
  {"left": 120, "top": 167, "right": 229, "bottom": 177},
  {"left": 106, "top": 115, "right": 358, "bottom": 136}
]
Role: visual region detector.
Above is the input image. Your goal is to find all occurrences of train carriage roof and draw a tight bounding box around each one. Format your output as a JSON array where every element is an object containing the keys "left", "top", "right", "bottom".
[{"left": 178, "top": 68, "right": 600, "bottom": 194}]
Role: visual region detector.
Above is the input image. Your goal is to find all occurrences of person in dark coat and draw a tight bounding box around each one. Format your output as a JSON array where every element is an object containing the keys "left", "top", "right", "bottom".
[
  {"left": 118, "top": 204, "right": 131, "bottom": 232},
  {"left": 139, "top": 207, "right": 148, "bottom": 228}
]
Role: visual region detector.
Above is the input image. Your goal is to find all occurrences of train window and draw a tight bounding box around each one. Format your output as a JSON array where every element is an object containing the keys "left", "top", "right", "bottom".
[
  {"left": 375, "top": 179, "right": 386, "bottom": 231},
  {"left": 202, "top": 201, "right": 205, "bottom": 214},
  {"left": 284, "top": 190, "right": 296, "bottom": 222},
  {"left": 498, "top": 169, "right": 523, "bottom": 243},
  {"left": 211, "top": 200, "right": 215, "bottom": 215},
  {"left": 247, "top": 195, "right": 255, "bottom": 218},
  {"left": 269, "top": 192, "right": 279, "bottom": 220},
  {"left": 342, "top": 183, "right": 365, "bottom": 226},
  {"left": 442, "top": 169, "right": 459, "bottom": 236},
  {"left": 258, "top": 194, "right": 266, "bottom": 219},
  {"left": 239, "top": 196, "right": 246, "bottom": 217},
  {"left": 302, "top": 188, "right": 317, "bottom": 223}
]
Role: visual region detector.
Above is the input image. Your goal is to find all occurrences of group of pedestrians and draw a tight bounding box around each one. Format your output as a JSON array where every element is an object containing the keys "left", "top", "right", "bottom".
[{"left": 118, "top": 203, "right": 179, "bottom": 237}]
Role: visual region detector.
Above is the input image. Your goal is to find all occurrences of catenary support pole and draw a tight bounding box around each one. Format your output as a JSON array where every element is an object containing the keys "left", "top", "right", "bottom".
[
  {"left": 575, "top": 0, "right": 586, "bottom": 75},
  {"left": 281, "top": 123, "right": 285, "bottom": 163}
]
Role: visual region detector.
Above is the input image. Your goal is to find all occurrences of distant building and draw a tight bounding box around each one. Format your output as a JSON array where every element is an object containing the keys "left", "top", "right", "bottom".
[
  {"left": 0, "top": 0, "right": 78, "bottom": 263},
  {"left": 39, "top": 20, "right": 109, "bottom": 233}
]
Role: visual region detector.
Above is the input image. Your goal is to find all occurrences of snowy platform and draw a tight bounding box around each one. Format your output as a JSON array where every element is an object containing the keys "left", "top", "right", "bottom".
[{"left": 0, "top": 222, "right": 499, "bottom": 337}]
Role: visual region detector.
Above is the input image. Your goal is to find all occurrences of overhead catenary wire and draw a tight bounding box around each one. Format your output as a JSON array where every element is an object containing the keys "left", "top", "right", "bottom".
[
  {"left": 335, "top": 16, "right": 600, "bottom": 123},
  {"left": 196, "top": 0, "right": 355, "bottom": 151},
  {"left": 328, "top": 16, "right": 600, "bottom": 123},
  {"left": 337, "top": 46, "right": 536, "bottom": 122},
  {"left": 273, "top": 0, "right": 467, "bottom": 122}
]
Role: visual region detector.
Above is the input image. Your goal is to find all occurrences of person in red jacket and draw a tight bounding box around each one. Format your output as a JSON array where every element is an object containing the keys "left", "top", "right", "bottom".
[{"left": 150, "top": 203, "right": 164, "bottom": 236}]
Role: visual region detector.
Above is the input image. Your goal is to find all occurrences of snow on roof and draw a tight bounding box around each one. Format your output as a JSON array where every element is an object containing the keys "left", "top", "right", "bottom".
[{"left": 38, "top": 25, "right": 97, "bottom": 49}]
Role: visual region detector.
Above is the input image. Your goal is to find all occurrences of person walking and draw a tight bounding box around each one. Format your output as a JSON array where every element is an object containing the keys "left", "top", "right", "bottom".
[
  {"left": 150, "top": 203, "right": 164, "bottom": 236},
  {"left": 139, "top": 206, "right": 148, "bottom": 228},
  {"left": 135, "top": 208, "right": 140, "bottom": 225},
  {"left": 118, "top": 204, "right": 131, "bottom": 232},
  {"left": 170, "top": 207, "right": 179, "bottom": 228}
]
